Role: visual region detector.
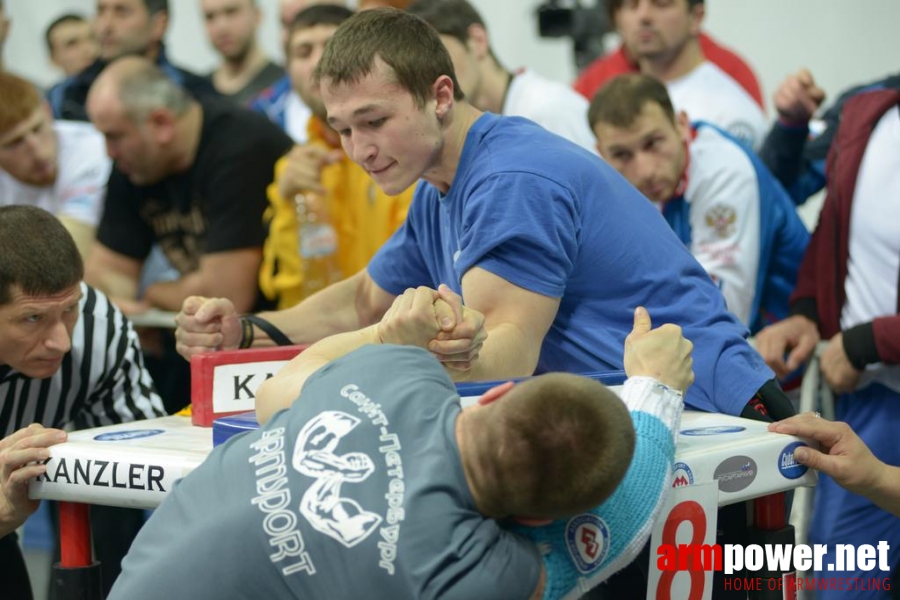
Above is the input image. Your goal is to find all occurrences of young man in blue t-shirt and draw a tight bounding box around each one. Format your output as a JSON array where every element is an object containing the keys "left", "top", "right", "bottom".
[{"left": 174, "top": 8, "right": 789, "bottom": 421}]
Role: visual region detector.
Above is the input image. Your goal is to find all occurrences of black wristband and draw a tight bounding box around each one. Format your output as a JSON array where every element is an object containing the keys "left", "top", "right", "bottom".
[
  {"left": 238, "top": 316, "right": 254, "bottom": 349},
  {"left": 841, "top": 321, "right": 879, "bottom": 370},
  {"left": 788, "top": 297, "right": 819, "bottom": 324},
  {"left": 741, "top": 379, "right": 797, "bottom": 423},
  {"left": 241, "top": 314, "right": 293, "bottom": 346}
]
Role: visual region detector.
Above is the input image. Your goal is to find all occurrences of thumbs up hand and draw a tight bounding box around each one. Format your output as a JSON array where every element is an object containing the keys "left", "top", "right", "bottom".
[{"left": 624, "top": 307, "right": 694, "bottom": 393}]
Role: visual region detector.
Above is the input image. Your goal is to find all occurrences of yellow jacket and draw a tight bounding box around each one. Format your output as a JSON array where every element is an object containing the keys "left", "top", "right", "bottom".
[{"left": 260, "top": 118, "right": 414, "bottom": 309}]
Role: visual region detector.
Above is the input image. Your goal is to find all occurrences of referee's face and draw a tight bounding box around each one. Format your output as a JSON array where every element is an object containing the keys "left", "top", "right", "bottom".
[{"left": 0, "top": 284, "right": 82, "bottom": 379}]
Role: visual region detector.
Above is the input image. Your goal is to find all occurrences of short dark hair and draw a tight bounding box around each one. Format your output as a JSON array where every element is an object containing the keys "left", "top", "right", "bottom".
[
  {"left": 0, "top": 206, "right": 83, "bottom": 305},
  {"left": 314, "top": 7, "right": 464, "bottom": 105},
  {"left": 474, "top": 373, "right": 636, "bottom": 519},
  {"left": 0, "top": 71, "right": 42, "bottom": 136},
  {"left": 45, "top": 14, "right": 88, "bottom": 55},
  {"left": 588, "top": 73, "right": 676, "bottom": 130},
  {"left": 606, "top": 0, "right": 703, "bottom": 21},
  {"left": 143, "top": 0, "right": 168, "bottom": 16},
  {"left": 288, "top": 4, "right": 354, "bottom": 45},
  {"left": 406, "top": 0, "right": 485, "bottom": 44}
]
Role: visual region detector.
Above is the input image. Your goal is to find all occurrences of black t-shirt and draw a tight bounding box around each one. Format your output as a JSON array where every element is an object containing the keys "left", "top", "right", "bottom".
[{"left": 97, "top": 99, "right": 292, "bottom": 305}]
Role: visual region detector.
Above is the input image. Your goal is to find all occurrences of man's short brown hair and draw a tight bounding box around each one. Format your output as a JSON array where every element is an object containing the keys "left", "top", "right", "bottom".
[
  {"left": 0, "top": 72, "right": 42, "bottom": 136},
  {"left": 475, "top": 373, "right": 635, "bottom": 519},
  {"left": 407, "top": 0, "right": 485, "bottom": 45},
  {"left": 0, "top": 206, "right": 83, "bottom": 305},
  {"left": 313, "top": 7, "right": 464, "bottom": 106},
  {"left": 606, "top": 0, "right": 703, "bottom": 21},
  {"left": 588, "top": 73, "right": 676, "bottom": 130},
  {"left": 287, "top": 3, "right": 354, "bottom": 51}
]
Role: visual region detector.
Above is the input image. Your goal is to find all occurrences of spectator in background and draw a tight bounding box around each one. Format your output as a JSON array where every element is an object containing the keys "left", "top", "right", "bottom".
[
  {"left": 574, "top": 0, "right": 763, "bottom": 111},
  {"left": 0, "top": 71, "right": 110, "bottom": 260},
  {"left": 0, "top": 205, "right": 165, "bottom": 600},
  {"left": 45, "top": 13, "right": 99, "bottom": 78},
  {"left": 200, "top": 0, "right": 284, "bottom": 105},
  {"left": 279, "top": 0, "right": 345, "bottom": 46},
  {"left": 408, "top": 0, "right": 596, "bottom": 152},
  {"left": 84, "top": 57, "right": 292, "bottom": 323},
  {"left": 759, "top": 68, "right": 900, "bottom": 205},
  {"left": 48, "top": 0, "right": 218, "bottom": 122},
  {"left": 251, "top": 0, "right": 346, "bottom": 141},
  {"left": 589, "top": 74, "right": 808, "bottom": 334},
  {"left": 582, "top": 0, "right": 766, "bottom": 149},
  {"left": 251, "top": 0, "right": 317, "bottom": 141},
  {"left": 756, "top": 88, "right": 900, "bottom": 598},
  {"left": 260, "top": 4, "right": 414, "bottom": 309}
]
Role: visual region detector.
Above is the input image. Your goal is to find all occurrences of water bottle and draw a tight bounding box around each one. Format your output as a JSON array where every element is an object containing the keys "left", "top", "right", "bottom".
[{"left": 296, "top": 192, "right": 341, "bottom": 297}]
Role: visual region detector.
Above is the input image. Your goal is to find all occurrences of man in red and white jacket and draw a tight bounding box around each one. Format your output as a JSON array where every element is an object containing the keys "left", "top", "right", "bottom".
[{"left": 757, "top": 88, "right": 900, "bottom": 599}]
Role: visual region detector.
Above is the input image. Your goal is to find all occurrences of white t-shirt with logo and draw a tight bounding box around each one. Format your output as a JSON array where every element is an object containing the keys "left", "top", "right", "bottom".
[
  {"left": 667, "top": 62, "right": 768, "bottom": 150},
  {"left": 0, "top": 120, "right": 110, "bottom": 226},
  {"left": 681, "top": 125, "right": 762, "bottom": 326}
]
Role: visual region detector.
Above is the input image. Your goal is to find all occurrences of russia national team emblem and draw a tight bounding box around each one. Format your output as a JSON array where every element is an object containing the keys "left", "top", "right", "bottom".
[
  {"left": 671, "top": 462, "right": 694, "bottom": 488},
  {"left": 565, "top": 513, "right": 610, "bottom": 573},
  {"left": 778, "top": 442, "right": 809, "bottom": 479},
  {"left": 704, "top": 204, "right": 737, "bottom": 238}
]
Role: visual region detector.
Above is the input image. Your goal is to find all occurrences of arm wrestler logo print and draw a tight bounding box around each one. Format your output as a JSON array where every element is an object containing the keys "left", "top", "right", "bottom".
[{"left": 293, "top": 411, "right": 382, "bottom": 547}]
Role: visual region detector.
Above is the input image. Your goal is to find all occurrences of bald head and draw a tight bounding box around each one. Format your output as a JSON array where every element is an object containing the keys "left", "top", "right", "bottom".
[
  {"left": 88, "top": 56, "right": 191, "bottom": 123},
  {"left": 86, "top": 56, "right": 194, "bottom": 185}
]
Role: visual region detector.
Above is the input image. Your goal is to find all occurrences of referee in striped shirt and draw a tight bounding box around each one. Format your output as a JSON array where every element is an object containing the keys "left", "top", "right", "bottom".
[{"left": 0, "top": 205, "right": 165, "bottom": 599}]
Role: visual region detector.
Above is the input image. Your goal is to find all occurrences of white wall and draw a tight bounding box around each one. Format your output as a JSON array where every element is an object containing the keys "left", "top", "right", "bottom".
[{"left": 4, "top": 0, "right": 899, "bottom": 114}]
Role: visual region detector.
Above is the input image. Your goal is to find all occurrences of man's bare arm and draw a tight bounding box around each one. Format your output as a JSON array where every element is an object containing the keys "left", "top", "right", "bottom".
[
  {"left": 447, "top": 267, "right": 560, "bottom": 382},
  {"left": 255, "top": 287, "right": 449, "bottom": 424},
  {"left": 143, "top": 248, "right": 262, "bottom": 313},
  {"left": 58, "top": 217, "right": 96, "bottom": 262},
  {"left": 175, "top": 269, "right": 397, "bottom": 359},
  {"left": 84, "top": 242, "right": 142, "bottom": 300}
]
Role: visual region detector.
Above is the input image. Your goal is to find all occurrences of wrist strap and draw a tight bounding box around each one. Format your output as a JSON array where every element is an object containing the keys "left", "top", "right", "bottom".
[
  {"left": 240, "top": 314, "right": 293, "bottom": 347},
  {"left": 239, "top": 315, "right": 254, "bottom": 349}
]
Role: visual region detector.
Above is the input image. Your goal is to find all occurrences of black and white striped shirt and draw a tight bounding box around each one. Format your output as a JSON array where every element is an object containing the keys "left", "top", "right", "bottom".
[{"left": 1, "top": 283, "right": 165, "bottom": 437}]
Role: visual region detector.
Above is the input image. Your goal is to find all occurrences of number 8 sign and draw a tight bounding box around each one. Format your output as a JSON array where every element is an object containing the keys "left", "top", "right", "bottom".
[{"left": 647, "top": 481, "right": 718, "bottom": 600}]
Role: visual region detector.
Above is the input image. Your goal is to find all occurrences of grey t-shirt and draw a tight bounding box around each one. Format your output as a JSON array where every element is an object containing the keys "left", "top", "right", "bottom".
[{"left": 110, "top": 345, "right": 540, "bottom": 599}]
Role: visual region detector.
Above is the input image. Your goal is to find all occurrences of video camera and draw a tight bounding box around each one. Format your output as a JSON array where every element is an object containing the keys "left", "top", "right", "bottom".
[{"left": 535, "top": 0, "right": 612, "bottom": 69}]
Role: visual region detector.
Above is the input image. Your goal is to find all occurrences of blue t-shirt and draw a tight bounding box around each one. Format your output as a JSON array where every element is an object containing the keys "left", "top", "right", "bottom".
[
  {"left": 368, "top": 114, "right": 772, "bottom": 414},
  {"left": 109, "top": 345, "right": 540, "bottom": 600}
]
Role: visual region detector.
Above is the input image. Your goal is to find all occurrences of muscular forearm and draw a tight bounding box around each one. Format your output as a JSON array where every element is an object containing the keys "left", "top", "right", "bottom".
[
  {"left": 86, "top": 269, "right": 139, "bottom": 301},
  {"left": 255, "top": 324, "right": 382, "bottom": 424},
  {"left": 448, "top": 321, "right": 540, "bottom": 383},
  {"left": 146, "top": 270, "right": 260, "bottom": 314},
  {"left": 253, "top": 273, "right": 386, "bottom": 347},
  {"left": 144, "top": 276, "right": 204, "bottom": 312}
]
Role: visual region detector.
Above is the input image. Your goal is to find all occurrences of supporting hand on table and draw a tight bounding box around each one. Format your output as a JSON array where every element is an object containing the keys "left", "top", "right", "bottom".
[{"left": 0, "top": 425, "right": 67, "bottom": 537}]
